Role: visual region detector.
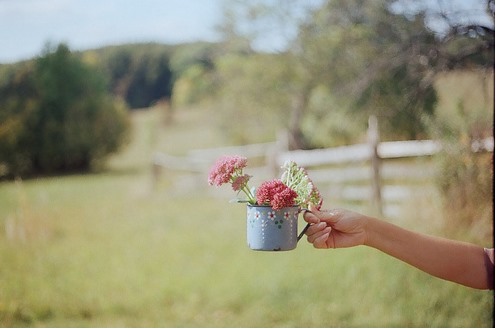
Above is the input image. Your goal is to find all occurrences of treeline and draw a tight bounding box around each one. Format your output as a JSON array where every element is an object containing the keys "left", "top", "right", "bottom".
[
  {"left": 0, "top": 41, "right": 224, "bottom": 177},
  {"left": 81, "top": 42, "right": 221, "bottom": 109},
  {"left": 0, "top": 41, "right": 222, "bottom": 110}
]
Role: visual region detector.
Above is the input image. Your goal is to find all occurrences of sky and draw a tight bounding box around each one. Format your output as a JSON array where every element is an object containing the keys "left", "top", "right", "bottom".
[
  {"left": 0, "top": 0, "right": 493, "bottom": 64},
  {"left": 0, "top": 0, "right": 224, "bottom": 64}
]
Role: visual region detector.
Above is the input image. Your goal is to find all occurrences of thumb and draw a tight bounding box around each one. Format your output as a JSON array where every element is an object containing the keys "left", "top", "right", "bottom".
[
  {"left": 303, "top": 204, "right": 328, "bottom": 224},
  {"left": 302, "top": 204, "right": 323, "bottom": 224},
  {"left": 309, "top": 204, "right": 321, "bottom": 213}
]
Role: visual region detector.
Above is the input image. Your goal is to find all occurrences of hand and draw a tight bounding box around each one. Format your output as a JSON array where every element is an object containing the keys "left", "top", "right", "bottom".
[{"left": 303, "top": 205, "right": 369, "bottom": 249}]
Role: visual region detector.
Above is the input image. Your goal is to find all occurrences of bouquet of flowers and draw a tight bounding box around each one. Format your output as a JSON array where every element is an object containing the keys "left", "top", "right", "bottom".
[{"left": 208, "top": 155, "right": 322, "bottom": 210}]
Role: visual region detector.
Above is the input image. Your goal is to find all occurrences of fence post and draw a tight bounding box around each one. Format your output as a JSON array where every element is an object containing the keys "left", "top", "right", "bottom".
[
  {"left": 367, "top": 115, "right": 383, "bottom": 216},
  {"left": 151, "top": 153, "right": 162, "bottom": 191}
]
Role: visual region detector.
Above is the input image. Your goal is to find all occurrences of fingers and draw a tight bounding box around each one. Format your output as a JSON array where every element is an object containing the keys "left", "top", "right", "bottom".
[
  {"left": 303, "top": 205, "right": 338, "bottom": 249},
  {"left": 313, "top": 229, "right": 332, "bottom": 249},
  {"left": 307, "top": 225, "right": 332, "bottom": 249}
]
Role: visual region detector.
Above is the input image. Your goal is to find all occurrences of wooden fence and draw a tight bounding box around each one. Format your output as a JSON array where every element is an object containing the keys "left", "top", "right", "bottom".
[{"left": 152, "top": 116, "right": 494, "bottom": 217}]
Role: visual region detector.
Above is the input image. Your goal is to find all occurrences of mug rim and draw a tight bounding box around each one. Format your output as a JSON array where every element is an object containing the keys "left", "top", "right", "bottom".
[{"left": 247, "top": 204, "right": 299, "bottom": 208}]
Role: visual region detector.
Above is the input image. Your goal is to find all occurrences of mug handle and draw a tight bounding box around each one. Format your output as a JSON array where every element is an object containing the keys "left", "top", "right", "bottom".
[{"left": 297, "top": 208, "right": 312, "bottom": 242}]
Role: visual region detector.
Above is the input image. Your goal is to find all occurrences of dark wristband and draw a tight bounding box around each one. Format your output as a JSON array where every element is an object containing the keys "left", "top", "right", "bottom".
[{"left": 484, "top": 248, "right": 494, "bottom": 290}]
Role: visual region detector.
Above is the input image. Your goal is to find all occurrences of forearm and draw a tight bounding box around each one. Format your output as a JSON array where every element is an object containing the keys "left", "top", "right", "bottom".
[{"left": 364, "top": 217, "right": 491, "bottom": 289}]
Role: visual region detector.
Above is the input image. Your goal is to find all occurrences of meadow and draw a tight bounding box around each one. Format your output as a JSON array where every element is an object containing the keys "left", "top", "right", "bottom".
[{"left": 0, "top": 101, "right": 494, "bottom": 327}]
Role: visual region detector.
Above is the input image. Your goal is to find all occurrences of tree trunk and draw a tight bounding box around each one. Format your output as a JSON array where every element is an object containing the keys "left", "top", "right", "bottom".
[{"left": 288, "top": 89, "right": 310, "bottom": 150}]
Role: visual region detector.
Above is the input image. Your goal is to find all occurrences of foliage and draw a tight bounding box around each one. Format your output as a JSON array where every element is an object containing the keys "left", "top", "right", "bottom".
[
  {"left": 301, "top": 85, "right": 367, "bottom": 147},
  {"left": 213, "top": 53, "right": 295, "bottom": 143},
  {"left": 393, "top": 0, "right": 494, "bottom": 71},
  {"left": 289, "top": 0, "right": 440, "bottom": 141},
  {"left": 0, "top": 43, "right": 130, "bottom": 177},
  {"left": 169, "top": 42, "right": 217, "bottom": 79},
  {"left": 171, "top": 64, "right": 215, "bottom": 107},
  {"left": 217, "top": 0, "right": 493, "bottom": 146},
  {"left": 81, "top": 42, "right": 222, "bottom": 110},
  {"left": 75, "top": 42, "right": 224, "bottom": 110},
  {"left": 429, "top": 71, "right": 494, "bottom": 242},
  {"left": 436, "top": 143, "right": 493, "bottom": 242},
  {"left": 90, "top": 43, "right": 174, "bottom": 109}
]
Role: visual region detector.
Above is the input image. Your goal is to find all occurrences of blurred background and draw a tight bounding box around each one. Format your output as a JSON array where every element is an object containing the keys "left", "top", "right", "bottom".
[{"left": 0, "top": 0, "right": 494, "bottom": 326}]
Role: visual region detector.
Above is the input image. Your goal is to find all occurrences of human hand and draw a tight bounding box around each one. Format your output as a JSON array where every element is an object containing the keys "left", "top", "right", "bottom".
[{"left": 303, "top": 205, "right": 369, "bottom": 249}]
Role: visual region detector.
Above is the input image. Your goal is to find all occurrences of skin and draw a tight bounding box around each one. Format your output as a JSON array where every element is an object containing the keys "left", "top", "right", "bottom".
[{"left": 303, "top": 206, "right": 494, "bottom": 290}]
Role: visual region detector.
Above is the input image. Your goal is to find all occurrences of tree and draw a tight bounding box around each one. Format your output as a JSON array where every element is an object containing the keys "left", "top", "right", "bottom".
[
  {"left": 290, "top": 0, "right": 441, "bottom": 142},
  {"left": 169, "top": 42, "right": 219, "bottom": 108},
  {"left": 218, "top": 52, "right": 302, "bottom": 143},
  {"left": 126, "top": 53, "right": 172, "bottom": 108},
  {"left": 95, "top": 43, "right": 175, "bottom": 109},
  {"left": 392, "top": 0, "right": 494, "bottom": 71},
  {"left": 0, "top": 43, "right": 130, "bottom": 177},
  {"left": 0, "top": 63, "right": 38, "bottom": 175},
  {"left": 217, "top": 0, "right": 494, "bottom": 147}
]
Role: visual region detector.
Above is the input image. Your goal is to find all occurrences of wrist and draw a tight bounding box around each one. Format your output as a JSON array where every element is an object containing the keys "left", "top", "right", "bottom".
[{"left": 362, "top": 215, "right": 380, "bottom": 248}]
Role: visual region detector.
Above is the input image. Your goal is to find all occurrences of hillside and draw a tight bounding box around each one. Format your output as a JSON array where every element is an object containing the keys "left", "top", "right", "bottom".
[{"left": 0, "top": 41, "right": 223, "bottom": 109}]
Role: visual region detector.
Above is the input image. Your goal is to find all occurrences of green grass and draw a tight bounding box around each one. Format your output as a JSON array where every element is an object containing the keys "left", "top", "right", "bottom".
[{"left": 0, "top": 106, "right": 493, "bottom": 327}]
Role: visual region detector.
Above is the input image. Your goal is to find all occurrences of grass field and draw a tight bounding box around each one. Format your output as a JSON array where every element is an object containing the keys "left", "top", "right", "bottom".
[{"left": 0, "top": 99, "right": 494, "bottom": 326}]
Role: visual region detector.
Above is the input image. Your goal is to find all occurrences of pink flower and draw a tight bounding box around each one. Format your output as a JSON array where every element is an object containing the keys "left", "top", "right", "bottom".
[
  {"left": 255, "top": 179, "right": 298, "bottom": 210},
  {"left": 208, "top": 155, "right": 248, "bottom": 186},
  {"left": 231, "top": 174, "right": 251, "bottom": 192}
]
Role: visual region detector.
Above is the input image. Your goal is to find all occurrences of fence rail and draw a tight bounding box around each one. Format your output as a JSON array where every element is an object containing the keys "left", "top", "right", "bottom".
[
  {"left": 277, "top": 143, "right": 371, "bottom": 166},
  {"left": 152, "top": 116, "right": 493, "bottom": 217},
  {"left": 188, "top": 142, "right": 277, "bottom": 161}
]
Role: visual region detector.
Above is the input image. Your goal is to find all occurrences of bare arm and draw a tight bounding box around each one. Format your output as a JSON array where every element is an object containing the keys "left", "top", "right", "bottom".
[
  {"left": 304, "top": 208, "right": 494, "bottom": 290},
  {"left": 365, "top": 216, "right": 492, "bottom": 290}
]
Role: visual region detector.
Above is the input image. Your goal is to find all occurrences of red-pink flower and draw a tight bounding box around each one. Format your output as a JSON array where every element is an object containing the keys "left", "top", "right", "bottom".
[
  {"left": 255, "top": 179, "right": 298, "bottom": 210},
  {"left": 208, "top": 155, "right": 248, "bottom": 186},
  {"left": 231, "top": 174, "right": 251, "bottom": 192}
]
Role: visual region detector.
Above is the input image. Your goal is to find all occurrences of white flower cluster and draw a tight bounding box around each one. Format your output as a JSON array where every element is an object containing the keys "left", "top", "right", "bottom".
[{"left": 280, "top": 160, "right": 322, "bottom": 208}]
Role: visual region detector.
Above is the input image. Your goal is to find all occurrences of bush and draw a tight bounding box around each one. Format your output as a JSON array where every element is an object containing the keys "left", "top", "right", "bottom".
[
  {"left": 430, "top": 71, "right": 494, "bottom": 242},
  {"left": 0, "top": 43, "right": 130, "bottom": 177},
  {"left": 436, "top": 141, "right": 493, "bottom": 242}
]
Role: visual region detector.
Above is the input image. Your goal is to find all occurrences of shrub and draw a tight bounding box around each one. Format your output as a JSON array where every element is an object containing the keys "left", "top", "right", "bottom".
[
  {"left": 0, "top": 43, "right": 130, "bottom": 177},
  {"left": 435, "top": 140, "right": 493, "bottom": 242},
  {"left": 430, "top": 85, "right": 494, "bottom": 242}
]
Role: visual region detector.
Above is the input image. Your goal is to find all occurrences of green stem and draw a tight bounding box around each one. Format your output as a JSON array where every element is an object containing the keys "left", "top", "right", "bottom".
[
  {"left": 230, "top": 177, "right": 256, "bottom": 204},
  {"left": 242, "top": 185, "right": 256, "bottom": 204}
]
